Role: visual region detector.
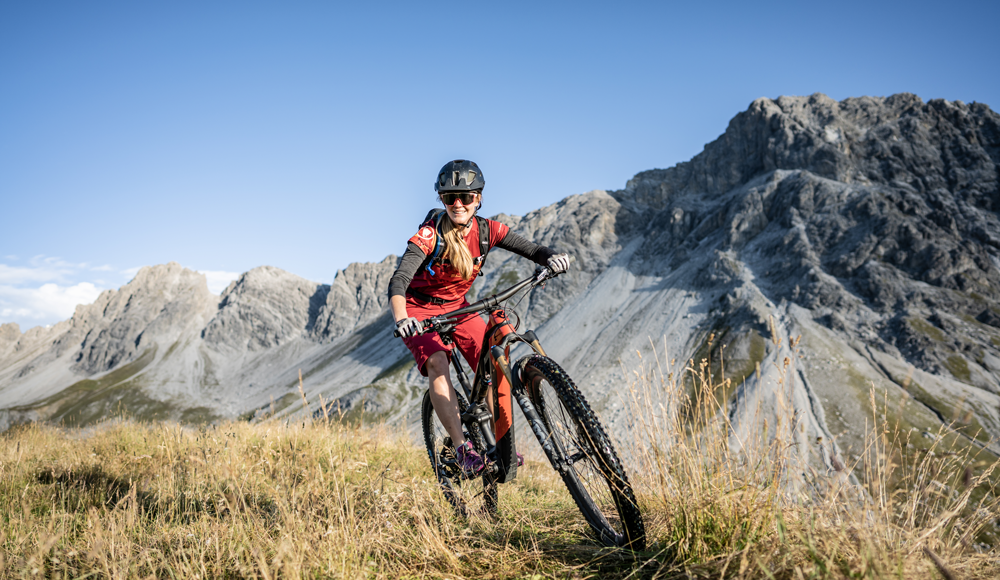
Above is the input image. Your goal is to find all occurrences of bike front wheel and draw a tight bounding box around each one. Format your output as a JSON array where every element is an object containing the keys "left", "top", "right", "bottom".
[{"left": 519, "top": 355, "right": 645, "bottom": 549}]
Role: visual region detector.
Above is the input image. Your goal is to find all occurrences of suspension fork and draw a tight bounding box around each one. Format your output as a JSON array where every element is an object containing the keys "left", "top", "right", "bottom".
[
  {"left": 493, "top": 349, "right": 568, "bottom": 473},
  {"left": 521, "top": 330, "right": 547, "bottom": 356}
]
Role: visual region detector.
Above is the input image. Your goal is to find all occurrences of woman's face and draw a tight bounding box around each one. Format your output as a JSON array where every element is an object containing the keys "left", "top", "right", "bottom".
[{"left": 441, "top": 192, "right": 480, "bottom": 227}]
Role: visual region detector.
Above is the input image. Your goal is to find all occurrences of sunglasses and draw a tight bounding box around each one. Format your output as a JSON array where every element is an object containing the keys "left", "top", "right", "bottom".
[{"left": 440, "top": 192, "right": 479, "bottom": 206}]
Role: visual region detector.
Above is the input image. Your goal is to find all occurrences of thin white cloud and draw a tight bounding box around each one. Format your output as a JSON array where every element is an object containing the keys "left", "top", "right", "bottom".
[
  {"left": 0, "top": 258, "right": 244, "bottom": 328},
  {"left": 0, "top": 256, "right": 108, "bottom": 285},
  {"left": 28, "top": 255, "right": 87, "bottom": 269},
  {"left": 0, "top": 282, "right": 105, "bottom": 327},
  {"left": 0, "top": 264, "right": 52, "bottom": 284},
  {"left": 121, "top": 266, "right": 142, "bottom": 280},
  {"left": 0, "top": 255, "right": 113, "bottom": 328},
  {"left": 0, "top": 263, "right": 75, "bottom": 284},
  {"left": 198, "top": 270, "right": 241, "bottom": 294}
]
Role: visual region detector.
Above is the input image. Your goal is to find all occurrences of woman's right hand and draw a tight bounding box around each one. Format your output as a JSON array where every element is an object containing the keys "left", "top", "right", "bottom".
[{"left": 395, "top": 317, "right": 422, "bottom": 338}]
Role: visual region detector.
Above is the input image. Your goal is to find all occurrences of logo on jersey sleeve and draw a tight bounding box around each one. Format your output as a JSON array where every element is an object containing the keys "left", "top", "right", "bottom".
[{"left": 409, "top": 225, "right": 438, "bottom": 255}]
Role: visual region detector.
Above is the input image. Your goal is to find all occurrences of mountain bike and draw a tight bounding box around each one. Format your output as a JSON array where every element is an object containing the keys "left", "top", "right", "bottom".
[{"left": 394, "top": 265, "right": 645, "bottom": 549}]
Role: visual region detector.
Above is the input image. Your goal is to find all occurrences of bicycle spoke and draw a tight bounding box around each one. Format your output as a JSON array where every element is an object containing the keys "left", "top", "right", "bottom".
[
  {"left": 539, "top": 379, "right": 618, "bottom": 519},
  {"left": 522, "top": 355, "right": 645, "bottom": 549},
  {"left": 422, "top": 390, "right": 496, "bottom": 517}
]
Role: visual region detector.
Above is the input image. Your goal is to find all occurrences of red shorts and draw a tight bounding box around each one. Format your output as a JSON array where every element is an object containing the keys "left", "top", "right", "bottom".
[{"left": 402, "top": 297, "right": 487, "bottom": 377}]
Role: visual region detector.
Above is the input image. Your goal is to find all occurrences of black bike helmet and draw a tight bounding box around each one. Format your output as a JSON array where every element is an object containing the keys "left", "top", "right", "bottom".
[{"left": 434, "top": 159, "right": 485, "bottom": 192}]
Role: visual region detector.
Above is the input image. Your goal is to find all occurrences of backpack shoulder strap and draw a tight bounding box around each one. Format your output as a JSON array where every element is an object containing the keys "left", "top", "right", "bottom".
[
  {"left": 421, "top": 208, "right": 445, "bottom": 225},
  {"left": 418, "top": 210, "right": 490, "bottom": 274},
  {"left": 418, "top": 209, "right": 446, "bottom": 276},
  {"left": 476, "top": 215, "right": 491, "bottom": 265}
]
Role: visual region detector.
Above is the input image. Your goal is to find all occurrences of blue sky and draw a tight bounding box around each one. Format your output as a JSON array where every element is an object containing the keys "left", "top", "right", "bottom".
[{"left": 2, "top": 1, "right": 998, "bottom": 329}]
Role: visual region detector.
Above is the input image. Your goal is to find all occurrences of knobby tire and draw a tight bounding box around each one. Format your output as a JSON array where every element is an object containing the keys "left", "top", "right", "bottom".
[
  {"left": 520, "top": 355, "right": 646, "bottom": 549},
  {"left": 420, "top": 390, "right": 491, "bottom": 517}
]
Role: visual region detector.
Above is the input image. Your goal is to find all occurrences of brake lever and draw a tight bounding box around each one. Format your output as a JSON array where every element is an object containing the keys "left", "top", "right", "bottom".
[{"left": 533, "top": 255, "right": 574, "bottom": 284}]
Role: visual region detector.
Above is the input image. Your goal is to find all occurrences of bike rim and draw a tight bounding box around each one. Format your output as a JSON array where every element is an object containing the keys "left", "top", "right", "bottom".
[
  {"left": 422, "top": 393, "right": 465, "bottom": 513},
  {"left": 421, "top": 391, "right": 492, "bottom": 517},
  {"left": 528, "top": 373, "right": 625, "bottom": 540}
]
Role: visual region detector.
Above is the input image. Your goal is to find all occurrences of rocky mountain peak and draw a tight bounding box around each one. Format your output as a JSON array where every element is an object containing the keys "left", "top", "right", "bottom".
[
  {"left": 202, "top": 265, "right": 329, "bottom": 352},
  {"left": 610, "top": 93, "right": 1000, "bottom": 399},
  {"left": 623, "top": 93, "right": 999, "bottom": 211},
  {"left": 311, "top": 255, "right": 398, "bottom": 340},
  {"left": 61, "top": 262, "right": 217, "bottom": 374},
  {"left": 0, "top": 322, "right": 19, "bottom": 345},
  {"left": 2, "top": 93, "right": 998, "bottom": 471}
]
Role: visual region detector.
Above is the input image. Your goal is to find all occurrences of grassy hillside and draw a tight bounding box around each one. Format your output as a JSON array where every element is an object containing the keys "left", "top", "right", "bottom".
[{"left": 2, "top": 356, "right": 999, "bottom": 579}]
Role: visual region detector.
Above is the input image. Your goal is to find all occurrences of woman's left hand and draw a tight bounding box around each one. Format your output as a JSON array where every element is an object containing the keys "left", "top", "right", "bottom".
[{"left": 547, "top": 253, "right": 571, "bottom": 273}]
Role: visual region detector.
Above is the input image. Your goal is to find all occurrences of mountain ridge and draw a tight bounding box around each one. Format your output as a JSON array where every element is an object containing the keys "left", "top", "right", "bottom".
[{"left": 2, "top": 93, "right": 998, "bottom": 478}]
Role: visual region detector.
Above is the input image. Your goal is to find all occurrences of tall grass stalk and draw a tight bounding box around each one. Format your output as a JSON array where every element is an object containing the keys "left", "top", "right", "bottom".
[
  {"left": 2, "top": 342, "right": 999, "bottom": 578},
  {"left": 1, "top": 419, "right": 577, "bottom": 578},
  {"left": 622, "top": 337, "right": 1000, "bottom": 578}
]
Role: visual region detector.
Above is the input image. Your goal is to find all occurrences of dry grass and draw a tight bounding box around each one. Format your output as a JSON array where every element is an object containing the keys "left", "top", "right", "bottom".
[
  {"left": 1, "top": 417, "right": 638, "bottom": 579},
  {"left": 623, "top": 338, "right": 1000, "bottom": 578},
  {"left": 2, "top": 344, "right": 999, "bottom": 578}
]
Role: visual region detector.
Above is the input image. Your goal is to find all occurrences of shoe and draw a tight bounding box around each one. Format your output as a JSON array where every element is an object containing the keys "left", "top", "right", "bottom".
[
  {"left": 516, "top": 452, "right": 524, "bottom": 467},
  {"left": 456, "top": 441, "right": 487, "bottom": 477}
]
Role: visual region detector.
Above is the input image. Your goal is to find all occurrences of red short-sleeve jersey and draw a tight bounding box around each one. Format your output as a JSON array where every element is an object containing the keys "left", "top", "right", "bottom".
[{"left": 407, "top": 216, "right": 509, "bottom": 303}]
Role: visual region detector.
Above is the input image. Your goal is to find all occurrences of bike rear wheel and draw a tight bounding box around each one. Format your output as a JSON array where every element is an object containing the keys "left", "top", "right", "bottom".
[
  {"left": 519, "top": 355, "right": 645, "bottom": 549},
  {"left": 420, "top": 390, "right": 491, "bottom": 517}
]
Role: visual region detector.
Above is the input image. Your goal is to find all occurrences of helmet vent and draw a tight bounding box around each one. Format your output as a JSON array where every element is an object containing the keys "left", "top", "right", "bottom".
[
  {"left": 453, "top": 171, "right": 461, "bottom": 186},
  {"left": 468, "top": 171, "right": 476, "bottom": 182}
]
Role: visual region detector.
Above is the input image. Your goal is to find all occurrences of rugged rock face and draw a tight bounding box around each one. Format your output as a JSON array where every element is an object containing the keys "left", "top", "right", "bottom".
[
  {"left": 468, "top": 93, "right": 1000, "bottom": 470},
  {"left": 0, "top": 323, "right": 21, "bottom": 359},
  {"left": 2, "top": 93, "right": 998, "bottom": 477},
  {"left": 202, "top": 266, "right": 329, "bottom": 352},
  {"left": 311, "top": 256, "right": 398, "bottom": 340},
  {"left": 68, "top": 264, "right": 217, "bottom": 373},
  {"left": 617, "top": 94, "right": 1000, "bottom": 388}
]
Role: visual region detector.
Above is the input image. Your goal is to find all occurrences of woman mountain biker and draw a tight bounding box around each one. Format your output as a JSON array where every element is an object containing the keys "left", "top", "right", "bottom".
[{"left": 388, "top": 159, "right": 570, "bottom": 477}]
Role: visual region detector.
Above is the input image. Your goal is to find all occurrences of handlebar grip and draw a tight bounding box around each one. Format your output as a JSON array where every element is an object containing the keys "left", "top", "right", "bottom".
[{"left": 392, "top": 329, "right": 401, "bottom": 338}]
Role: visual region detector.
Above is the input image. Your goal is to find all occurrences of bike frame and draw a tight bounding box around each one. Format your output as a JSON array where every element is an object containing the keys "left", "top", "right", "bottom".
[
  {"left": 409, "top": 262, "right": 645, "bottom": 549},
  {"left": 418, "top": 267, "right": 565, "bottom": 483}
]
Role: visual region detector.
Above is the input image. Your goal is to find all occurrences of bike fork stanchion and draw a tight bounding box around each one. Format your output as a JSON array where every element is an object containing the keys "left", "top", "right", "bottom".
[
  {"left": 521, "top": 330, "right": 547, "bottom": 357},
  {"left": 510, "top": 382, "right": 565, "bottom": 472},
  {"left": 494, "top": 347, "right": 568, "bottom": 471}
]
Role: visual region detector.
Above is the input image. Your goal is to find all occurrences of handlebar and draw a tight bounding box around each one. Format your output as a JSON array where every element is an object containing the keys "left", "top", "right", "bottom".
[{"left": 392, "top": 262, "right": 569, "bottom": 338}]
